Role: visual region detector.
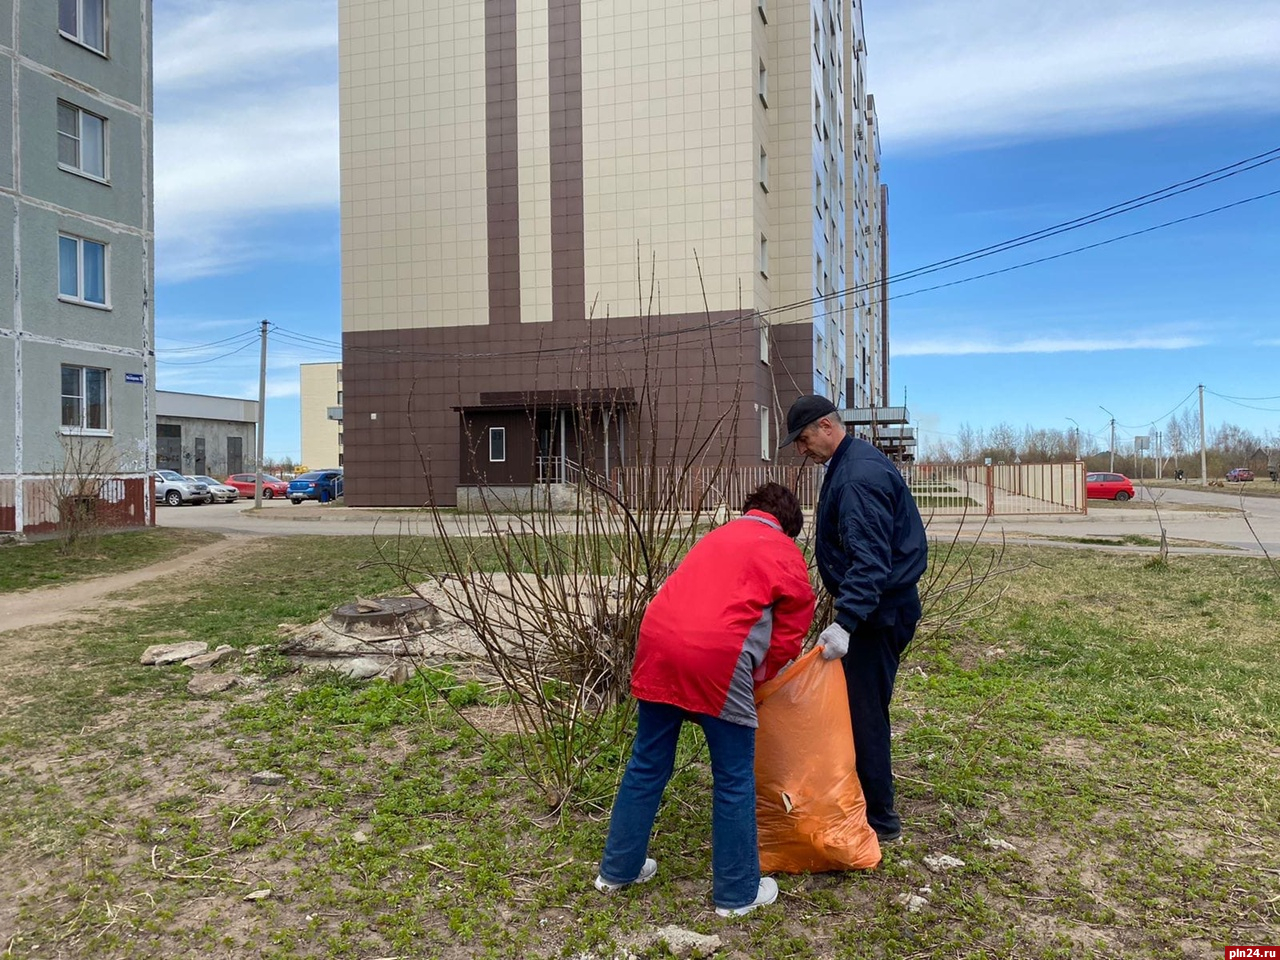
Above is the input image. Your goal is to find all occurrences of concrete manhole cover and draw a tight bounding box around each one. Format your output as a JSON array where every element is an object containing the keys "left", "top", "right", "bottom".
[{"left": 329, "top": 596, "right": 436, "bottom": 634}]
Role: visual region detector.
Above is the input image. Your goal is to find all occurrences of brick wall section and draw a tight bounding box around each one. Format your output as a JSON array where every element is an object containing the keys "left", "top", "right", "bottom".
[{"left": 342, "top": 312, "right": 794, "bottom": 506}]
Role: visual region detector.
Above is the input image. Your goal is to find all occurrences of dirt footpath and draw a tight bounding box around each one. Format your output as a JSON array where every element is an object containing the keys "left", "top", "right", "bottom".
[{"left": 0, "top": 535, "right": 250, "bottom": 638}]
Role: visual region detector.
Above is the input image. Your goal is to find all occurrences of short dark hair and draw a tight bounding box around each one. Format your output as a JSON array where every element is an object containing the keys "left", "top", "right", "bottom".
[{"left": 742, "top": 481, "right": 804, "bottom": 538}]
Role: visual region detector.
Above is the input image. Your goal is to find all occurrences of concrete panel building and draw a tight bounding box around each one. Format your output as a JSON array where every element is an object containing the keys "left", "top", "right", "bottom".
[
  {"left": 154, "top": 391, "right": 258, "bottom": 478},
  {"left": 338, "top": 0, "right": 889, "bottom": 505},
  {"left": 1, "top": 0, "right": 154, "bottom": 534},
  {"left": 299, "top": 361, "right": 343, "bottom": 470}
]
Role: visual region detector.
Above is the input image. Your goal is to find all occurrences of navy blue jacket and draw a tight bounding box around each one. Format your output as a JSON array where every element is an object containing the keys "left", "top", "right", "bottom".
[{"left": 815, "top": 436, "right": 928, "bottom": 632}]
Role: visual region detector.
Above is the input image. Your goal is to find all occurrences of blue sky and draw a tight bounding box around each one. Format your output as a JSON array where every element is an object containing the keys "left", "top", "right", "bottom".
[{"left": 151, "top": 0, "right": 1280, "bottom": 461}]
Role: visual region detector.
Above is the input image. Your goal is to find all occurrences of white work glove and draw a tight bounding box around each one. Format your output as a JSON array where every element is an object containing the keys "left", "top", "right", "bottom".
[{"left": 818, "top": 623, "right": 849, "bottom": 660}]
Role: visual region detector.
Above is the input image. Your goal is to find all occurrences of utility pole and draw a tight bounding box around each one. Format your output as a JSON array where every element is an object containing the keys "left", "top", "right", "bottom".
[
  {"left": 1066, "top": 417, "right": 1080, "bottom": 461},
  {"left": 1198, "top": 383, "right": 1207, "bottom": 484},
  {"left": 255, "top": 320, "right": 268, "bottom": 508}
]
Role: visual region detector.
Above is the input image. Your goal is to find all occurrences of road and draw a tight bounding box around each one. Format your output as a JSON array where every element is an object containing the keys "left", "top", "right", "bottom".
[
  {"left": 156, "top": 488, "right": 1280, "bottom": 558},
  {"left": 929, "top": 484, "right": 1280, "bottom": 556}
]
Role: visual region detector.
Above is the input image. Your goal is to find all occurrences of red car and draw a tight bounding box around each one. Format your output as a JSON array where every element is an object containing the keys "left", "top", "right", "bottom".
[
  {"left": 1226, "top": 468, "right": 1254, "bottom": 482},
  {"left": 225, "top": 473, "right": 289, "bottom": 499},
  {"left": 1086, "top": 472, "right": 1135, "bottom": 501}
]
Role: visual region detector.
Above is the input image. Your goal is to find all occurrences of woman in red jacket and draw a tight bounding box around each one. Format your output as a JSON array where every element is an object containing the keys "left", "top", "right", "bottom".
[{"left": 594, "top": 482, "right": 815, "bottom": 917}]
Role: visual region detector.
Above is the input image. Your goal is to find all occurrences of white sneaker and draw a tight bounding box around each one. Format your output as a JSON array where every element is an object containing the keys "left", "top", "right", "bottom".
[
  {"left": 715, "top": 876, "right": 779, "bottom": 918},
  {"left": 593, "top": 857, "right": 657, "bottom": 893}
]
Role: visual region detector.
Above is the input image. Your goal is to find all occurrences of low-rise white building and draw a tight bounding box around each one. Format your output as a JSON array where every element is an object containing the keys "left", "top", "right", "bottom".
[{"left": 155, "top": 391, "right": 259, "bottom": 479}]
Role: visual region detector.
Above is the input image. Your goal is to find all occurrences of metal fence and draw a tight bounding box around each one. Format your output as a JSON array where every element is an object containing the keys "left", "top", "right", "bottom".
[
  {"left": 609, "top": 461, "right": 1085, "bottom": 517},
  {"left": 902, "top": 461, "right": 1086, "bottom": 517}
]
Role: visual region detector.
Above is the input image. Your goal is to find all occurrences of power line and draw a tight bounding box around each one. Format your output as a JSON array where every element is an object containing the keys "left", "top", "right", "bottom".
[
  {"left": 154, "top": 328, "right": 261, "bottom": 353},
  {"left": 882, "top": 187, "right": 1280, "bottom": 308},
  {"left": 1206, "top": 390, "right": 1280, "bottom": 414},
  {"left": 267, "top": 183, "right": 1280, "bottom": 368},
  {"left": 884, "top": 146, "right": 1280, "bottom": 288},
  {"left": 1210, "top": 389, "right": 1280, "bottom": 402},
  {"left": 753, "top": 144, "right": 1280, "bottom": 322},
  {"left": 263, "top": 147, "right": 1280, "bottom": 365},
  {"left": 156, "top": 338, "right": 260, "bottom": 366},
  {"left": 1114, "top": 386, "right": 1200, "bottom": 429},
  {"left": 249, "top": 170, "right": 1280, "bottom": 372}
]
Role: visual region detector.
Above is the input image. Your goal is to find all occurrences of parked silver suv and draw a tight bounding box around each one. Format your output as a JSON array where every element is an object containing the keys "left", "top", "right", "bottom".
[{"left": 152, "top": 469, "right": 209, "bottom": 506}]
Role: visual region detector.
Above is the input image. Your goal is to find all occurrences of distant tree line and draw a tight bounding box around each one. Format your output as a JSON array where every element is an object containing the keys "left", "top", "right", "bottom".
[
  {"left": 262, "top": 456, "right": 300, "bottom": 477},
  {"left": 924, "top": 413, "right": 1277, "bottom": 479}
]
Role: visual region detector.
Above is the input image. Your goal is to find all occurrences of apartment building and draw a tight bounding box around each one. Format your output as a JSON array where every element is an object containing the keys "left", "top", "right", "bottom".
[
  {"left": 299, "top": 361, "right": 343, "bottom": 470},
  {"left": 1, "top": 0, "right": 154, "bottom": 534},
  {"left": 338, "top": 0, "right": 888, "bottom": 505}
]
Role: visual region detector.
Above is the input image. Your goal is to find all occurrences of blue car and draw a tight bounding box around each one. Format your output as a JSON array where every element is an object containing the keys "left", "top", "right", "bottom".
[{"left": 287, "top": 470, "right": 344, "bottom": 504}]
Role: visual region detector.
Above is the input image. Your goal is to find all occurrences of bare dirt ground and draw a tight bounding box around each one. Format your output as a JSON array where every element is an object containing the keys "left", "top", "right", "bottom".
[{"left": 0, "top": 535, "right": 252, "bottom": 638}]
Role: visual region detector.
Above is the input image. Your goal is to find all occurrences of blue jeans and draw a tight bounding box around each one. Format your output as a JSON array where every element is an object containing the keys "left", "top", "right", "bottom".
[{"left": 598, "top": 700, "right": 760, "bottom": 909}]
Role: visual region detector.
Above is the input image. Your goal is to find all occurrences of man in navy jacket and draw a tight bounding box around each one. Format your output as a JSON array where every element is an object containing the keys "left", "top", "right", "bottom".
[{"left": 781, "top": 395, "right": 928, "bottom": 842}]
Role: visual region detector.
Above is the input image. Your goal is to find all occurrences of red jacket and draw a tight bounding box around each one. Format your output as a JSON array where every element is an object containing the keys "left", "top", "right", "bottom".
[{"left": 630, "top": 511, "right": 815, "bottom": 727}]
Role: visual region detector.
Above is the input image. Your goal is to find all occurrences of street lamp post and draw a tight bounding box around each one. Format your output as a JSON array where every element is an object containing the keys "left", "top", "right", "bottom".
[
  {"left": 1099, "top": 406, "right": 1117, "bottom": 473},
  {"left": 1066, "top": 417, "right": 1080, "bottom": 461}
]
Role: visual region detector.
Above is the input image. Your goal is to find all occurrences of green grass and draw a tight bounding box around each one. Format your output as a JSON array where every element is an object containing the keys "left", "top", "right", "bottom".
[
  {"left": 0, "top": 527, "right": 221, "bottom": 593},
  {"left": 0, "top": 536, "right": 1277, "bottom": 958},
  {"left": 913, "top": 494, "right": 981, "bottom": 509}
]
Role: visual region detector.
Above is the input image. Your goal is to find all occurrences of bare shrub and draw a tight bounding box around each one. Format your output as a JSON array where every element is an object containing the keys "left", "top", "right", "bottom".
[
  {"left": 43, "top": 433, "right": 125, "bottom": 555},
  {"left": 370, "top": 264, "right": 762, "bottom": 810}
]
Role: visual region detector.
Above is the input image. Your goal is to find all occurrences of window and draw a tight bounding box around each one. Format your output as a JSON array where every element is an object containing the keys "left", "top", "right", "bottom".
[
  {"left": 336, "top": 389, "right": 343, "bottom": 404},
  {"left": 758, "top": 146, "right": 768, "bottom": 192},
  {"left": 59, "top": 0, "right": 106, "bottom": 54},
  {"left": 759, "top": 234, "right": 768, "bottom": 277},
  {"left": 489, "top": 427, "right": 506, "bottom": 463},
  {"left": 58, "top": 234, "right": 108, "bottom": 305},
  {"left": 760, "top": 408, "right": 771, "bottom": 461},
  {"left": 759, "top": 319, "right": 770, "bottom": 365},
  {"left": 61, "top": 364, "right": 108, "bottom": 431},
  {"left": 757, "top": 60, "right": 768, "bottom": 106},
  {"left": 757, "top": 0, "right": 766, "bottom": 23},
  {"left": 57, "top": 101, "right": 107, "bottom": 179}
]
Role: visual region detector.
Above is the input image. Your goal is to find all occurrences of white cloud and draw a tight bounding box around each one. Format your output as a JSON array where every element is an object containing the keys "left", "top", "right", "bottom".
[
  {"left": 864, "top": 0, "right": 1280, "bottom": 150},
  {"left": 893, "top": 333, "right": 1208, "bottom": 357},
  {"left": 154, "top": 1, "right": 336, "bottom": 90},
  {"left": 153, "top": 0, "right": 338, "bottom": 281}
]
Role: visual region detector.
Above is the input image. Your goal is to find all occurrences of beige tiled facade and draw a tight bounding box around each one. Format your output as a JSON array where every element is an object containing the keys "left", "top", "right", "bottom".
[
  {"left": 339, "top": 0, "right": 890, "bottom": 505},
  {"left": 299, "top": 363, "right": 342, "bottom": 470}
]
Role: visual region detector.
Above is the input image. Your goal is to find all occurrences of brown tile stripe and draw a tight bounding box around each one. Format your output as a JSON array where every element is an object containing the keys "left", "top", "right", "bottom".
[
  {"left": 339, "top": 313, "right": 809, "bottom": 506},
  {"left": 485, "top": 0, "right": 521, "bottom": 324},
  {"left": 548, "top": 0, "right": 585, "bottom": 322},
  {"left": 879, "top": 183, "right": 890, "bottom": 401}
]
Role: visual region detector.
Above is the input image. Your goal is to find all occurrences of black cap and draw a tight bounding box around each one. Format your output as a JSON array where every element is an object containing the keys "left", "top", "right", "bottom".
[{"left": 779, "top": 395, "right": 838, "bottom": 449}]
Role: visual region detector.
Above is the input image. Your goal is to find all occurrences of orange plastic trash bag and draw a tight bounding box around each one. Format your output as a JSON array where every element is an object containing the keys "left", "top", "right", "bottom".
[{"left": 753, "top": 647, "right": 882, "bottom": 873}]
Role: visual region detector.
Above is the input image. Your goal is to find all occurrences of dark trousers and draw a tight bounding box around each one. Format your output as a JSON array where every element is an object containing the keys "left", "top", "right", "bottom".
[{"left": 842, "top": 594, "right": 921, "bottom": 836}]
